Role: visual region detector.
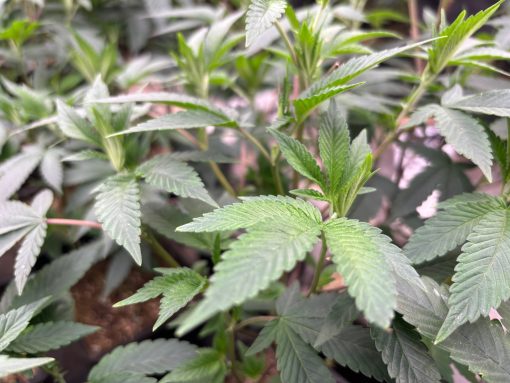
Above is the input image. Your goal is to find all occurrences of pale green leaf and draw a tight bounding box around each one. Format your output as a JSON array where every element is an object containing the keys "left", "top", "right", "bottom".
[
  {"left": 62, "top": 150, "right": 109, "bottom": 162},
  {"left": 160, "top": 348, "right": 226, "bottom": 383},
  {"left": 15, "top": 222, "right": 47, "bottom": 294},
  {"left": 88, "top": 339, "right": 197, "bottom": 381},
  {"left": 245, "top": 0, "right": 287, "bottom": 47},
  {"left": 40, "top": 150, "right": 63, "bottom": 193},
  {"left": 447, "top": 89, "right": 510, "bottom": 117},
  {"left": 436, "top": 209, "right": 510, "bottom": 343},
  {"left": 7, "top": 321, "right": 98, "bottom": 353},
  {"left": 177, "top": 218, "right": 321, "bottom": 335},
  {"left": 323, "top": 218, "right": 397, "bottom": 329},
  {"left": 0, "top": 355, "right": 54, "bottom": 378},
  {"left": 269, "top": 128, "right": 324, "bottom": 187},
  {"left": 0, "top": 149, "right": 42, "bottom": 200},
  {"left": 137, "top": 155, "right": 217, "bottom": 207},
  {"left": 114, "top": 268, "right": 206, "bottom": 330},
  {"left": 56, "top": 100, "right": 97, "bottom": 144},
  {"left": 405, "top": 194, "right": 505, "bottom": 264},
  {"left": 177, "top": 195, "right": 322, "bottom": 232},
  {"left": 94, "top": 174, "right": 141, "bottom": 265},
  {"left": 0, "top": 200, "right": 39, "bottom": 235}
]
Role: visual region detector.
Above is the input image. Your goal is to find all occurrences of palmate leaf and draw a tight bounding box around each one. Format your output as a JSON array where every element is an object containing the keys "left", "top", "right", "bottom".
[
  {"left": 0, "top": 297, "right": 49, "bottom": 352},
  {"left": 114, "top": 268, "right": 206, "bottom": 330},
  {"left": 88, "top": 339, "right": 197, "bottom": 382},
  {"left": 436, "top": 208, "right": 510, "bottom": 343},
  {"left": 397, "top": 277, "right": 510, "bottom": 382},
  {"left": 245, "top": 0, "right": 287, "bottom": 47},
  {"left": 405, "top": 104, "right": 493, "bottom": 181},
  {"left": 294, "top": 39, "right": 436, "bottom": 118},
  {"left": 111, "top": 110, "right": 236, "bottom": 136},
  {"left": 177, "top": 195, "right": 322, "bottom": 232},
  {"left": 0, "top": 355, "right": 54, "bottom": 378},
  {"left": 405, "top": 194, "right": 505, "bottom": 264},
  {"left": 447, "top": 89, "right": 510, "bottom": 117},
  {"left": 323, "top": 218, "right": 397, "bottom": 329},
  {"left": 0, "top": 148, "right": 43, "bottom": 200},
  {"left": 56, "top": 100, "right": 98, "bottom": 145},
  {"left": 94, "top": 174, "right": 141, "bottom": 265},
  {"left": 160, "top": 348, "right": 227, "bottom": 383},
  {"left": 137, "top": 154, "right": 217, "bottom": 207},
  {"left": 7, "top": 321, "right": 98, "bottom": 353},
  {"left": 372, "top": 318, "right": 442, "bottom": 383},
  {"left": 177, "top": 218, "right": 322, "bottom": 335},
  {"left": 428, "top": 1, "right": 503, "bottom": 74},
  {"left": 269, "top": 128, "right": 324, "bottom": 187}
]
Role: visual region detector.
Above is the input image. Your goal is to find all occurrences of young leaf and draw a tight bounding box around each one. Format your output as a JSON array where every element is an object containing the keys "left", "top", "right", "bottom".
[
  {"left": 88, "top": 339, "right": 197, "bottom": 381},
  {"left": 56, "top": 100, "right": 98, "bottom": 145},
  {"left": 436, "top": 209, "right": 510, "bottom": 343},
  {"left": 0, "top": 355, "right": 54, "bottom": 378},
  {"left": 323, "top": 218, "right": 397, "bottom": 329},
  {"left": 269, "top": 128, "right": 325, "bottom": 187},
  {"left": 177, "top": 218, "right": 322, "bottom": 335},
  {"left": 177, "top": 195, "right": 322, "bottom": 232},
  {"left": 6, "top": 321, "right": 98, "bottom": 353},
  {"left": 405, "top": 194, "right": 505, "bottom": 264},
  {"left": 160, "top": 348, "right": 227, "bottom": 383},
  {"left": 245, "top": 0, "right": 287, "bottom": 47},
  {"left": 137, "top": 155, "right": 217, "bottom": 207},
  {"left": 114, "top": 268, "right": 206, "bottom": 330},
  {"left": 0, "top": 149, "right": 43, "bottom": 200},
  {"left": 372, "top": 318, "right": 442, "bottom": 383},
  {"left": 94, "top": 174, "right": 142, "bottom": 265}
]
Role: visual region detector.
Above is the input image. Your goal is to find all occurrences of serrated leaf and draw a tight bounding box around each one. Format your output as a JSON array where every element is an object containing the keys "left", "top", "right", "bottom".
[
  {"left": 160, "top": 348, "right": 226, "bottom": 383},
  {"left": 275, "top": 320, "right": 335, "bottom": 383},
  {"left": 114, "top": 268, "right": 205, "bottom": 330},
  {"left": 323, "top": 218, "right": 397, "bottom": 329},
  {"left": 315, "top": 292, "right": 358, "bottom": 347},
  {"left": 0, "top": 355, "right": 54, "bottom": 378},
  {"left": 7, "top": 321, "right": 98, "bottom": 353},
  {"left": 94, "top": 174, "right": 141, "bottom": 264},
  {"left": 436, "top": 209, "right": 510, "bottom": 343},
  {"left": 56, "top": 100, "right": 98, "bottom": 145},
  {"left": 177, "top": 218, "right": 322, "bottom": 335},
  {"left": 269, "top": 129, "right": 324, "bottom": 187},
  {"left": 372, "top": 318, "right": 442, "bottom": 383},
  {"left": 0, "top": 149, "right": 42, "bottom": 200},
  {"left": 0, "top": 200, "right": 40, "bottom": 235},
  {"left": 15, "top": 222, "right": 47, "bottom": 294},
  {"left": 405, "top": 194, "right": 504, "bottom": 264},
  {"left": 246, "top": 319, "right": 279, "bottom": 355},
  {"left": 319, "top": 100, "right": 350, "bottom": 194},
  {"left": 428, "top": 1, "right": 503, "bottom": 73},
  {"left": 62, "top": 150, "right": 109, "bottom": 162},
  {"left": 138, "top": 154, "right": 217, "bottom": 207},
  {"left": 177, "top": 195, "right": 322, "bottom": 232},
  {"left": 88, "top": 339, "right": 197, "bottom": 381},
  {"left": 0, "top": 297, "right": 49, "bottom": 352},
  {"left": 111, "top": 110, "right": 236, "bottom": 136},
  {"left": 289, "top": 188, "right": 328, "bottom": 200},
  {"left": 245, "top": 0, "right": 287, "bottom": 47},
  {"left": 447, "top": 89, "right": 510, "bottom": 117},
  {"left": 40, "top": 150, "right": 63, "bottom": 193}
]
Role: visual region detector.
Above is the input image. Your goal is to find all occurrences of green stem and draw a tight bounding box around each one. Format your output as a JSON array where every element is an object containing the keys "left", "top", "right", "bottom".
[
  {"left": 271, "top": 161, "right": 285, "bottom": 195},
  {"left": 275, "top": 20, "right": 298, "bottom": 65},
  {"left": 226, "top": 314, "right": 242, "bottom": 382},
  {"left": 141, "top": 229, "right": 180, "bottom": 268},
  {"left": 307, "top": 232, "right": 328, "bottom": 296},
  {"left": 43, "top": 362, "right": 66, "bottom": 383},
  {"left": 236, "top": 315, "right": 277, "bottom": 330},
  {"left": 238, "top": 126, "right": 272, "bottom": 162}
]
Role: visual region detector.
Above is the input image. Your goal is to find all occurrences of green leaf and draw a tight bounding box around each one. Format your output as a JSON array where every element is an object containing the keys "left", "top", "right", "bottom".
[
  {"left": 177, "top": 195, "right": 322, "bottom": 232},
  {"left": 295, "top": 39, "right": 436, "bottom": 117},
  {"left": 7, "top": 321, "right": 98, "bottom": 353},
  {"left": 269, "top": 129, "right": 324, "bottom": 187},
  {"left": 275, "top": 320, "right": 335, "bottom": 383},
  {"left": 436, "top": 209, "right": 510, "bottom": 343},
  {"left": 372, "top": 318, "right": 442, "bottom": 383},
  {"left": 94, "top": 174, "right": 142, "bottom": 265},
  {"left": 289, "top": 189, "right": 328, "bottom": 201},
  {"left": 114, "top": 268, "right": 206, "bottom": 330},
  {"left": 88, "top": 339, "right": 197, "bottom": 381},
  {"left": 318, "top": 100, "right": 350, "bottom": 194},
  {"left": 0, "top": 355, "right": 54, "bottom": 378},
  {"left": 0, "top": 200, "right": 40, "bottom": 235},
  {"left": 406, "top": 104, "right": 493, "bottom": 181},
  {"left": 160, "top": 349, "right": 227, "bottom": 383},
  {"left": 427, "top": 1, "right": 504, "bottom": 74},
  {"left": 246, "top": 319, "right": 279, "bottom": 355},
  {"left": 405, "top": 194, "right": 505, "bottom": 264},
  {"left": 447, "top": 89, "right": 510, "bottom": 117},
  {"left": 245, "top": 0, "right": 287, "bottom": 47},
  {"left": 110, "top": 110, "right": 236, "bottom": 136},
  {"left": 137, "top": 155, "right": 217, "bottom": 207},
  {"left": 323, "top": 218, "right": 397, "bottom": 329},
  {"left": 40, "top": 150, "right": 63, "bottom": 193},
  {"left": 0, "top": 149, "right": 43, "bottom": 200},
  {"left": 56, "top": 100, "right": 98, "bottom": 145},
  {"left": 177, "top": 218, "right": 322, "bottom": 335},
  {"left": 0, "top": 297, "right": 49, "bottom": 352},
  {"left": 62, "top": 150, "right": 109, "bottom": 162},
  {"left": 15, "top": 221, "right": 47, "bottom": 294}
]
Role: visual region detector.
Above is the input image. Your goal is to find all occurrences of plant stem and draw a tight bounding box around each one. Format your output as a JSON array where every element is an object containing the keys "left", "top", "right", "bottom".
[
  {"left": 236, "top": 315, "right": 277, "bottom": 330},
  {"left": 209, "top": 161, "right": 237, "bottom": 197},
  {"left": 43, "top": 362, "right": 66, "bottom": 383},
  {"left": 141, "top": 229, "right": 180, "bottom": 268},
  {"left": 46, "top": 218, "right": 102, "bottom": 229},
  {"left": 408, "top": 0, "right": 424, "bottom": 73},
  {"left": 238, "top": 126, "right": 272, "bottom": 162},
  {"left": 226, "top": 314, "right": 242, "bottom": 382},
  {"left": 275, "top": 20, "right": 298, "bottom": 65},
  {"left": 271, "top": 161, "right": 285, "bottom": 195},
  {"left": 307, "top": 232, "right": 327, "bottom": 296}
]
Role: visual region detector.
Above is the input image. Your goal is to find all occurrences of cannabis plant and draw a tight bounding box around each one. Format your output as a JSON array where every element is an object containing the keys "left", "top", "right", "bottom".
[{"left": 2, "top": 0, "right": 510, "bottom": 382}]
